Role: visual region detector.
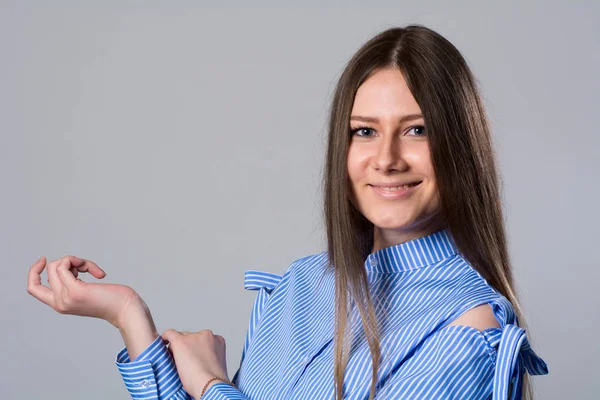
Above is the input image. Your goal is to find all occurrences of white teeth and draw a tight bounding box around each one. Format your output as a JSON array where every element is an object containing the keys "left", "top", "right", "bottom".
[{"left": 379, "top": 184, "right": 412, "bottom": 191}]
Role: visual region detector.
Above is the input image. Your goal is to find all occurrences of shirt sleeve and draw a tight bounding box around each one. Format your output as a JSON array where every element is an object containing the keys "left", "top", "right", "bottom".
[
  {"left": 374, "top": 325, "right": 497, "bottom": 399},
  {"left": 114, "top": 270, "right": 283, "bottom": 400},
  {"left": 199, "top": 271, "right": 282, "bottom": 399},
  {"left": 200, "top": 383, "right": 249, "bottom": 400},
  {"left": 115, "top": 335, "right": 192, "bottom": 399},
  {"left": 115, "top": 336, "right": 250, "bottom": 400}
]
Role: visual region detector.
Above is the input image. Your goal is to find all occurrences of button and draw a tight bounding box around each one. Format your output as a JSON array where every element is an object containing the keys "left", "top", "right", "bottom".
[
  {"left": 139, "top": 380, "right": 150, "bottom": 388},
  {"left": 370, "top": 257, "right": 378, "bottom": 267}
]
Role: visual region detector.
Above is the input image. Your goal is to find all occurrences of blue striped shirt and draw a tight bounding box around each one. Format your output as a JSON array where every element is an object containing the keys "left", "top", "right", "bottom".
[{"left": 116, "top": 229, "right": 548, "bottom": 399}]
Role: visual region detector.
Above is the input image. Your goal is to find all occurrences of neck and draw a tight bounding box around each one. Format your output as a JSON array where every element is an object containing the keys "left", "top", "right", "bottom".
[{"left": 372, "top": 214, "right": 447, "bottom": 252}]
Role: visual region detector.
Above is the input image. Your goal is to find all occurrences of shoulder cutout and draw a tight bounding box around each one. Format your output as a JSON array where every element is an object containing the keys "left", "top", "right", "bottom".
[{"left": 445, "top": 304, "right": 501, "bottom": 332}]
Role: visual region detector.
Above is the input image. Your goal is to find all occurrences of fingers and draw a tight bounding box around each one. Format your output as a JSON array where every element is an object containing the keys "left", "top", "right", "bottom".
[
  {"left": 62, "top": 255, "right": 106, "bottom": 279},
  {"left": 27, "top": 256, "right": 56, "bottom": 307},
  {"left": 56, "top": 258, "right": 83, "bottom": 291},
  {"left": 27, "top": 256, "right": 46, "bottom": 287},
  {"left": 47, "top": 256, "right": 105, "bottom": 290},
  {"left": 27, "top": 255, "right": 98, "bottom": 305},
  {"left": 46, "top": 258, "right": 63, "bottom": 296},
  {"left": 161, "top": 329, "right": 181, "bottom": 344},
  {"left": 215, "top": 335, "right": 226, "bottom": 346}
]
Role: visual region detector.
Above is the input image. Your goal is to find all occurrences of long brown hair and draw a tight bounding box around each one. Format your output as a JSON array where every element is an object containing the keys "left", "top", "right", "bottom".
[{"left": 324, "top": 25, "right": 532, "bottom": 399}]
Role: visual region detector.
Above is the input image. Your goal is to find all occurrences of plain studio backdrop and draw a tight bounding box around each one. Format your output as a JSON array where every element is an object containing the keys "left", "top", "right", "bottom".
[{"left": 2, "top": 1, "right": 598, "bottom": 399}]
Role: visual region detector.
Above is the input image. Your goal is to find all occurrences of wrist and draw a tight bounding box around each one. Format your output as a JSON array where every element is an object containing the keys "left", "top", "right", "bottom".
[
  {"left": 116, "top": 296, "right": 159, "bottom": 361},
  {"left": 114, "top": 293, "right": 153, "bottom": 330},
  {"left": 195, "top": 377, "right": 232, "bottom": 399}
]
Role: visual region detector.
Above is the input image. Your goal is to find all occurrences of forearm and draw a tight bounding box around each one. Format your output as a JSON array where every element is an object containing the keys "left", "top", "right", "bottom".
[{"left": 117, "top": 296, "right": 159, "bottom": 360}]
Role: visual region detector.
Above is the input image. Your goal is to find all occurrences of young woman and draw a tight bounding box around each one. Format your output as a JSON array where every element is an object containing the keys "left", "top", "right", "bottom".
[{"left": 27, "top": 25, "right": 548, "bottom": 399}]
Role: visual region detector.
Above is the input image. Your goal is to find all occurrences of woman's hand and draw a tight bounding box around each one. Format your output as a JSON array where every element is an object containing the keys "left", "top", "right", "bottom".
[
  {"left": 27, "top": 255, "right": 140, "bottom": 329},
  {"left": 161, "top": 329, "right": 229, "bottom": 400}
]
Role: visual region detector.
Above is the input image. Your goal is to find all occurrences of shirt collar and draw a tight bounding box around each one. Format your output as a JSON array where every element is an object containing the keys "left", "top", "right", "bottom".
[{"left": 365, "top": 229, "right": 458, "bottom": 273}]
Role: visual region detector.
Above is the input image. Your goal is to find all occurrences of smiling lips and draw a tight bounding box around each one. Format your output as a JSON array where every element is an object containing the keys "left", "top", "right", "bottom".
[{"left": 368, "top": 181, "right": 422, "bottom": 198}]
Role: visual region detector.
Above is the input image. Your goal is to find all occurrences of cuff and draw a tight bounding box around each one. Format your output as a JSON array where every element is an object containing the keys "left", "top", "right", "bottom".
[
  {"left": 116, "top": 335, "right": 185, "bottom": 399},
  {"left": 202, "top": 383, "right": 248, "bottom": 400}
]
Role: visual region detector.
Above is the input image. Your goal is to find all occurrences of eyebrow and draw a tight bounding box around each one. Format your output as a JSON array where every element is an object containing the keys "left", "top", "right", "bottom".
[{"left": 350, "top": 114, "right": 424, "bottom": 124}]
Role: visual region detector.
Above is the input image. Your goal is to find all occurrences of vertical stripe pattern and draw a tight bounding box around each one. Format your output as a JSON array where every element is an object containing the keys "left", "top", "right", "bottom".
[{"left": 116, "top": 229, "right": 548, "bottom": 399}]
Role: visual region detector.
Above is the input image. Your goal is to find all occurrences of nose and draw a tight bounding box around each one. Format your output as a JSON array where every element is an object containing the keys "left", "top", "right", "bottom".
[{"left": 370, "top": 135, "right": 408, "bottom": 172}]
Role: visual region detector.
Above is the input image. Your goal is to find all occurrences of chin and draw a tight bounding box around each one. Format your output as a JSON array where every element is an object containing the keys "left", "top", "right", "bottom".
[
  {"left": 369, "top": 214, "right": 418, "bottom": 231},
  {"left": 372, "top": 211, "right": 445, "bottom": 234},
  {"left": 367, "top": 207, "right": 438, "bottom": 229},
  {"left": 375, "top": 222, "right": 418, "bottom": 231}
]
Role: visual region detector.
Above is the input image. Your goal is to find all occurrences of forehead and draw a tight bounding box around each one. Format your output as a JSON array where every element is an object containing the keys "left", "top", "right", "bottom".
[{"left": 351, "top": 67, "right": 422, "bottom": 117}]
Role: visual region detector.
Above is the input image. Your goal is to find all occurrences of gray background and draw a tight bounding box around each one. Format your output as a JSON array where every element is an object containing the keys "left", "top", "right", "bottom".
[{"left": 2, "top": 1, "right": 598, "bottom": 399}]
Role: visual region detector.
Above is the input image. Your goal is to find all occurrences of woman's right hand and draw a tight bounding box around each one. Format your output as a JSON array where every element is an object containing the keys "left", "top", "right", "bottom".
[{"left": 27, "top": 255, "right": 141, "bottom": 329}]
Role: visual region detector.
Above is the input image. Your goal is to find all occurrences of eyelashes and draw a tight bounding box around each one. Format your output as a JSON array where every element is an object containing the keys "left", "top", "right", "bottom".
[
  {"left": 350, "top": 126, "right": 376, "bottom": 137},
  {"left": 410, "top": 126, "right": 426, "bottom": 136},
  {"left": 349, "top": 124, "right": 427, "bottom": 137}
]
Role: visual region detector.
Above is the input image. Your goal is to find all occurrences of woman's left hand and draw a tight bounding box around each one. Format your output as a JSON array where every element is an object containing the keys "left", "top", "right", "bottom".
[{"left": 161, "top": 329, "right": 229, "bottom": 399}]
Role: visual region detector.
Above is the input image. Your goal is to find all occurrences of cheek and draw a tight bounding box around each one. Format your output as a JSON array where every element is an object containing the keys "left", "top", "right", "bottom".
[
  {"left": 403, "top": 143, "right": 432, "bottom": 168},
  {"left": 406, "top": 145, "right": 439, "bottom": 206},
  {"left": 405, "top": 145, "right": 436, "bottom": 181},
  {"left": 423, "top": 157, "right": 436, "bottom": 180},
  {"left": 424, "top": 159, "right": 439, "bottom": 202},
  {"left": 346, "top": 145, "right": 365, "bottom": 185},
  {"left": 425, "top": 176, "right": 441, "bottom": 213}
]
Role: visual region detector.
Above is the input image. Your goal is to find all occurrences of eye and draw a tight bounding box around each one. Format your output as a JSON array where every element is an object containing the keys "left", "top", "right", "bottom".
[
  {"left": 406, "top": 125, "right": 427, "bottom": 136},
  {"left": 350, "top": 126, "right": 376, "bottom": 137}
]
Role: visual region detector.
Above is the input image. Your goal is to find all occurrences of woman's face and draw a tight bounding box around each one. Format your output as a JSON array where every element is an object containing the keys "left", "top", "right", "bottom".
[{"left": 347, "top": 67, "right": 444, "bottom": 250}]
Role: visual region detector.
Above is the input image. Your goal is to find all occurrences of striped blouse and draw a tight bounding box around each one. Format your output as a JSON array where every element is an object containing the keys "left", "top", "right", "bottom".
[{"left": 115, "top": 229, "right": 548, "bottom": 399}]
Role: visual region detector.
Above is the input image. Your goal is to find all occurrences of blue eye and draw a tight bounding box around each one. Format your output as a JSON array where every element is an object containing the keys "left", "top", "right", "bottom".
[
  {"left": 407, "top": 125, "right": 427, "bottom": 136},
  {"left": 351, "top": 127, "right": 375, "bottom": 137}
]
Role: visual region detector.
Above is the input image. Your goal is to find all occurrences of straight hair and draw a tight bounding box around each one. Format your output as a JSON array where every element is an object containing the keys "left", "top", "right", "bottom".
[{"left": 324, "top": 25, "right": 531, "bottom": 399}]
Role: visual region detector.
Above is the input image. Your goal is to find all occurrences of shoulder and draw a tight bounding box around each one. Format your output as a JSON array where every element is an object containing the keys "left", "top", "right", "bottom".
[
  {"left": 445, "top": 303, "right": 501, "bottom": 331},
  {"left": 452, "top": 254, "right": 521, "bottom": 328},
  {"left": 454, "top": 257, "right": 519, "bottom": 328},
  {"left": 410, "top": 253, "right": 501, "bottom": 304},
  {"left": 283, "top": 251, "right": 330, "bottom": 278},
  {"left": 244, "top": 251, "right": 329, "bottom": 294},
  {"left": 425, "top": 253, "right": 519, "bottom": 330}
]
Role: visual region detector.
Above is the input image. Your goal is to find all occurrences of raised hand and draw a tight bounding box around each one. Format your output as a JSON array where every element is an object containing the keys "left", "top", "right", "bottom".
[
  {"left": 161, "top": 329, "right": 230, "bottom": 399},
  {"left": 27, "top": 255, "right": 140, "bottom": 328}
]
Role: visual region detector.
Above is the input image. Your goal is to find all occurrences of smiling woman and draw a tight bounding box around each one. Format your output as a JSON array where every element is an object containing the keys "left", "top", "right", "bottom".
[
  {"left": 347, "top": 68, "right": 444, "bottom": 250},
  {"left": 27, "top": 24, "right": 548, "bottom": 400},
  {"left": 321, "top": 25, "right": 548, "bottom": 400}
]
